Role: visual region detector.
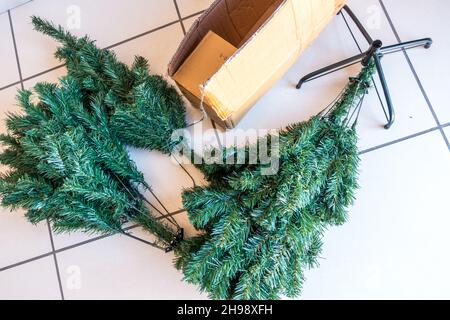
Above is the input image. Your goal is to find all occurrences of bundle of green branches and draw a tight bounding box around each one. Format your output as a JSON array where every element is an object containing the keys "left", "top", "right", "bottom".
[
  {"left": 31, "top": 16, "right": 186, "bottom": 154},
  {"left": 0, "top": 78, "right": 174, "bottom": 245},
  {"left": 176, "top": 64, "right": 375, "bottom": 299},
  {"left": 0, "top": 18, "right": 185, "bottom": 245}
]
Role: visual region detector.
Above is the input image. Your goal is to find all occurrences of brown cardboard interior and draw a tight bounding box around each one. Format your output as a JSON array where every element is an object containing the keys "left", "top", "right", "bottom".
[
  {"left": 168, "top": 0, "right": 347, "bottom": 129},
  {"left": 168, "top": 0, "right": 284, "bottom": 77},
  {"left": 172, "top": 31, "right": 237, "bottom": 101}
]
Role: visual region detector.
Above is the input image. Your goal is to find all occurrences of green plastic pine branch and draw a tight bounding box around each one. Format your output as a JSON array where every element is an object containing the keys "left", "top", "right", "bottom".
[
  {"left": 176, "top": 63, "right": 376, "bottom": 300},
  {"left": 31, "top": 16, "right": 186, "bottom": 154},
  {"left": 0, "top": 76, "right": 175, "bottom": 244}
]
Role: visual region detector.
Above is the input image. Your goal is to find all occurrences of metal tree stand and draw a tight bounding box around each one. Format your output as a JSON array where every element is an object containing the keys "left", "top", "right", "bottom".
[{"left": 296, "top": 5, "right": 433, "bottom": 129}]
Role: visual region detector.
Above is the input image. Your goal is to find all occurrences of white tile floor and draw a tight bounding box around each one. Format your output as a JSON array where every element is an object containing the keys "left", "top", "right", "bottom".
[{"left": 0, "top": 0, "right": 449, "bottom": 300}]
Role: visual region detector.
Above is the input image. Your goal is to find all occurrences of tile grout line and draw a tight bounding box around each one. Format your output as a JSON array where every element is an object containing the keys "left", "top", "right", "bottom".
[
  {"left": 210, "top": 120, "right": 224, "bottom": 149},
  {"left": 336, "top": 8, "right": 440, "bottom": 156},
  {"left": 172, "top": 1, "right": 224, "bottom": 149},
  {"left": 46, "top": 220, "right": 65, "bottom": 300},
  {"left": 173, "top": 0, "right": 186, "bottom": 35},
  {"left": 340, "top": 12, "right": 390, "bottom": 121},
  {"left": 7, "top": 10, "right": 24, "bottom": 90},
  {"left": 171, "top": 0, "right": 211, "bottom": 185},
  {"left": 0, "top": 251, "right": 53, "bottom": 272},
  {"left": 11, "top": 6, "right": 65, "bottom": 299},
  {"left": 0, "top": 207, "right": 188, "bottom": 273},
  {"left": 339, "top": 3, "right": 449, "bottom": 154},
  {"left": 182, "top": 10, "right": 205, "bottom": 21},
  {"left": 22, "top": 64, "right": 66, "bottom": 82},
  {"left": 379, "top": 0, "right": 450, "bottom": 151},
  {"left": 0, "top": 11, "right": 205, "bottom": 93}
]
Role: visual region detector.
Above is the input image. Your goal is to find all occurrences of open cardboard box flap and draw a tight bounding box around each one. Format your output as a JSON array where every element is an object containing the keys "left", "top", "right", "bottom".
[{"left": 168, "top": 0, "right": 347, "bottom": 129}]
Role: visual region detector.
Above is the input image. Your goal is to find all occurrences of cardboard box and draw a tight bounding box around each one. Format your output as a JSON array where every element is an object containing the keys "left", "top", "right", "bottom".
[
  {"left": 172, "top": 31, "right": 237, "bottom": 115},
  {"left": 168, "top": 0, "right": 347, "bottom": 129}
]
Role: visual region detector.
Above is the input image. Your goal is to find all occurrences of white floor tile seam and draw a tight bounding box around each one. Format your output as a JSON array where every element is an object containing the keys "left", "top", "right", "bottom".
[
  {"left": 1, "top": 0, "right": 203, "bottom": 277},
  {"left": 378, "top": 0, "right": 450, "bottom": 150},
  {"left": 342, "top": 1, "right": 450, "bottom": 152},
  {"left": 394, "top": 48, "right": 450, "bottom": 149},
  {"left": 359, "top": 126, "right": 441, "bottom": 154},
  {"left": 398, "top": 50, "right": 450, "bottom": 150},
  {"left": 2, "top": 2, "right": 207, "bottom": 230},
  {"left": 0, "top": 230, "right": 126, "bottom": 273},
  {"left": 45, "top": 219, "right": 65, "bottom": 300},
  {"left": 0, "top": 8, "right": 205, "bottom": 92},
  {"left": 6, "top": 10, "right": 23, "bottom": 91},
  {"left": 0, "top": 1, "right": 33, "bottom": 15}
]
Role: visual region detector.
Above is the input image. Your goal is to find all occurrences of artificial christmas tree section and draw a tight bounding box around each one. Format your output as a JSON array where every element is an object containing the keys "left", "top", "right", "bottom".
[
  {"left": 175, "top": 65, "right": 374, "bottom": 300},
  {"left": 31, "top": 17, "right": 187, "bottom": 154},
  {"left": 0, "top": 17, "right": 186, "bottom": 250}
]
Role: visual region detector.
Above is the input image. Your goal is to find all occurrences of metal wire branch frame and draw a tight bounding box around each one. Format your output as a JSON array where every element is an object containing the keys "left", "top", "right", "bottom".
[{"left": 296, "top": 5, "right": 433, "bottom": 129}]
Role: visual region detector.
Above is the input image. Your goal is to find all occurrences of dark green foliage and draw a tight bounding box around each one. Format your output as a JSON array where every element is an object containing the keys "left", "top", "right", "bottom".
[
  {"left": 176, "top": 64, "right": 375, "bottom": 299},
  {"left": 0, "top": 17, "right": 190, "bottom": 244},
  {"left": 0, "top": 72, "right": 174, "bottom": 244},
  {"left": 110, "top": 75, "right": 186, "bottom": 153},
  {"left": 31, "top": 16, "right": 186, "bottom": 154}
]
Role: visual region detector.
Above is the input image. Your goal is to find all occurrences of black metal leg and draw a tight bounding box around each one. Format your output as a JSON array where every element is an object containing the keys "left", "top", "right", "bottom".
[
  {"left": 295, "top": 4, "right": 432, "bottom": 130},
  {"left": 296, "top": 52, "right": 366, "bottom": 89},
  {"left": 381, "top": 38, "right": 433, "bottom": 55},
  {"left": 342, "top": 5, "right": 373, "bottom": 44},
  {"left": 373, "top": 54, "right": 395, "bottom": 129}
]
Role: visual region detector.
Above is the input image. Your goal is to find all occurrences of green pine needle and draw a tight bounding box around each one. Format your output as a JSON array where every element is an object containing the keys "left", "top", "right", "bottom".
[{"left": 175, "top": 64, "right": 376, "bottom": 300}]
